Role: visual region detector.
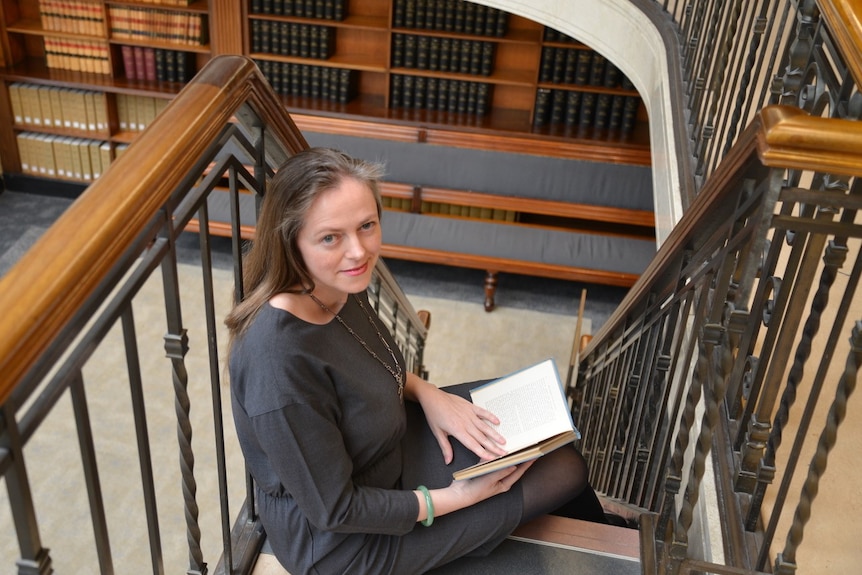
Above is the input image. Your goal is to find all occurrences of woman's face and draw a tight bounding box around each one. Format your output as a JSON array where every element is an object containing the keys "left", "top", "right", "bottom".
[{"left": 296, "top": 176, "right": 381, "bottom": 303}]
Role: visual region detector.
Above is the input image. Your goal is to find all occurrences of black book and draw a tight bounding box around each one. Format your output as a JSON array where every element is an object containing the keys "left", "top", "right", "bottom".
[
  {"left": 283, "top": 0, "right": 295, "bottom": 16},
  {"left": 467, "top": 82, "right": 477, "bottom": 114},
  {"left": 251, "top": 0, "right": 263, "bottom": 14},
  {"left": 251, "top": 20, "right": 262, "bottom": 52},
  {"left": 443, "top": 0, "right": 455, "bottom": 31},
  {"left": 320, "top": 67, "right": 331, "bottom": 99},
  {"left": 433, "top": 0, "right": 445, "bottom": 30},
  {"left": 473, "top": 5, "right": 486, "bottom": 36},
  {"left": 447, "top": 80, "right": 459, "bottom": 113},
  {"left": 300, "top": 25, "right": 311, "bottom": 58},
  {"left": 310, "top": 66, "right": 322, "bottom": 98},
  {"left": 454, "top": 1, "right": 465, "bottom": 32},
  {"left": 279, "top": 22, "right": 291, "bottom": 56},
  {"left": 271, "top": 0, "right": 283, "bottom": 15},
  {"left": 417, "top": 35, "right": 429, "bottom": 69},
  {"left": 154, "top": 49, "right": 167, "bottom": 81},
  {"left": 533, "top": 88, "right": 551, "bottom": 125},
  {"left": 393, "top": 0, "right": 405, "bottom": 27},
  {"left": 337, "top": 68, "right": 353, "bottom": 103},
  {"left": 272, "top": 61, "right": 284, "bottom": 94},
  {"left": 564, "top": 48, "right": 578, "bottom": 84},
  {"left": 551, "top": 47, "right": 564, "bottom": 84},
  {"left": 578, "top": 92, "right": 596, "bottom": 126},
  {"left": 428, "top": 36, "right": 440, "bottom": 71},
  {"left": 404, "top": 34, "right": 417, "bottom": 67},
  {"left": 402, "top": 74, "right": 415, "bottom": 108},
  {"left": 603, "top": 62, "right": 621, "bottom": 88},
  {"left": 259, "top": 20, "right": 271, "bottom": 53},
  {"left": 594, "top": 93, "right": 611, "bottom": 128},
  {"left": 439, "top": 37, "right": 451, "bottom": 72},
  {"left": 165, "top": 50, "right": 177, "bottom": 82},
  {"left": 494, "top": 9, "right": 508, "bottom": 37},
  {"left": 463, "top": 2, "right": 476, "bottom": 34},
  {"left": 294, "top": 0, "right": 305, "bottom": 17},
  {"left": 289, "top": 23, "right": 300, "bottom": 56},
  {"left": 333, "top": 0, "right": 345, "bottom": 21},
  {"left": 588, "top": 53, "right": 606, "bottom": 86},
  {"left": 621, "top": 96, "right": 639, "bottom": 133},
  {"left": 564, "top": 90, "right": 581, "bottom": 125},
  {"left": 413, "top": 76, "right": 426, "bottom": 108},
  {"left": 262, "top": 0, "right": 272, "bottom": 14},
  {"left": 404, "top": 0, "right": 416, "bottom": 28},
  {"left": 294, "top": 64, "right": 306, "bottom": 97},
  {"left": 391, "top": 74, "right": 404, "bottom": 108},
  {"left": 437, "top": 78, "right": 449, "bottom": 111},
  {"left": 426, "top": 76, "right": 438, "bottom": 109},
  {"left": 550, "top": 89, "right": 566, "bottom": 124},
  {"left": 309, "top": 26, "right": 320, "bottom": 59},
  {"left": 476, "top": 82, "right": 490, "bottom": 115},
  {"left": 321, "top": 26, "right": 335, "bottom": 59},
  {"left": 480, "top": 42, "right": 494, "bottom": 76},
  {"left": 621, "top": 75, "right": 636, "bottom": 91},
  {"left": 539, "top": 47, "right": 554, "bottom": 83},
  {"left": 608, "top": 94, "right": 625, "bottom": 130},
  {"left": 392, "top": 34, "right": 405, "bottom": 68},
  {"left": 305, "top": 0, "right": 317, "bottom": 18},
  {"left": 459, "top": 40, "right": 471, "bottom": 74},
  {"left": 315, "top": 0, "right": 326, "bottom": 19},
  {"left": 182, "top": 52, "right": 195, "bottom": 82},
  {"left": 574, "top": 50, "right": 591, "bottom": 84},
  {"left": 456, "top": 81, "right": 468, "bottom": 113},
  {"left": 469, "top": 41, "right": 482, "bottom": 75},
  {"left": 544, "top": 27, "right": 558, "bottom": 42},
  {"left": 483, "top": 6, "right": 496, "bottom": 36},
  {"left": 290, "top": 63, "right": 301, "bottom": 95},
  {"left": 415, "top": 0, "right": 426, "bottom": 29}
]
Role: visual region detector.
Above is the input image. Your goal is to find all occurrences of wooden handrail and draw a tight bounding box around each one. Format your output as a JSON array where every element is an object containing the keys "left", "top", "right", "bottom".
[
  {"left": 0, "top": 55, "right": 307, "bottom": 404},
  {"left": 583, "top": 104, "right": 862, "bottom": 358},
  {"left": 819, "top": 0, "right": 862, "bottom": 87}
]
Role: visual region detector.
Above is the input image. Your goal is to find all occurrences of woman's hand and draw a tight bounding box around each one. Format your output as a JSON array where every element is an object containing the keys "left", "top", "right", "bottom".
[{"left": 406, "top": 374, "right": 508, "bottom": 464}]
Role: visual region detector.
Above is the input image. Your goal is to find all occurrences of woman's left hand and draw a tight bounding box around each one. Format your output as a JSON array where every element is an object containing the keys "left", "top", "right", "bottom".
[{"left": 413, "top": 379, "right": 508, "bottom": 464}]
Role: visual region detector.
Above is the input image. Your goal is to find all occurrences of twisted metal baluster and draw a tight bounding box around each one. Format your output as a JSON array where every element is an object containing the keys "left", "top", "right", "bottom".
[{"left": 774, "top": 322, "right": 862, "bottom": 575}]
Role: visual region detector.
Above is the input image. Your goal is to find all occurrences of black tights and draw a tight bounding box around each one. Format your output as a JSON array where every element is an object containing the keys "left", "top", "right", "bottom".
[{"left": 519, "top": 444, "right": 607, "bottom": 524}]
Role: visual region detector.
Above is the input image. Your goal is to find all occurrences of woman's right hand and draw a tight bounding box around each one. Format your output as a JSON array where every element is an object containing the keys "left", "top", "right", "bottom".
[{"left": 417, "top": 461, "right": 534, "bottom": 524}]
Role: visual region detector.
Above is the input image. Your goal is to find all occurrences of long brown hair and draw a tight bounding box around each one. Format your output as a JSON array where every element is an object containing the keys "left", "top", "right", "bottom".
[{"left": 224, "top": 147, "right": 385, "bottom": 344}]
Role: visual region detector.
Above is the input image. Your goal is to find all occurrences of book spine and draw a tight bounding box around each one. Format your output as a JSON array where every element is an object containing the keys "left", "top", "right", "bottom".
[
  {"left": 533, "top": 88, "right": 551, "bottom": 126},
  {"left": 564, "top": 90, "right": 581, "bottom": 126}
]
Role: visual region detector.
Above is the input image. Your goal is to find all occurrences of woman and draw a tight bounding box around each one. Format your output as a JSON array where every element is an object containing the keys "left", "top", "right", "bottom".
[{"left": 225, "top": 147, "right": 605, "bottom": 574}]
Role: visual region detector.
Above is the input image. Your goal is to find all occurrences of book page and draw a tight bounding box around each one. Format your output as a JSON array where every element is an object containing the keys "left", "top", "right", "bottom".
[{"left": 470, "top": 359, "right": 577, "bottom": 454}]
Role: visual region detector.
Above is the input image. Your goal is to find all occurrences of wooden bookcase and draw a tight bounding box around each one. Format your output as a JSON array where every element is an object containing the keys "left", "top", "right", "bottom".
[{"left": 0, "top": 0, "right": 650, "bottom": 182}]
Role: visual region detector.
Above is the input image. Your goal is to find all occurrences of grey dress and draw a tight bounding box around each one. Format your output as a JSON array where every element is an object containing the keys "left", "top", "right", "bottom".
[{"left": 229, "top": 292, "right": 523, "bottom": 575}]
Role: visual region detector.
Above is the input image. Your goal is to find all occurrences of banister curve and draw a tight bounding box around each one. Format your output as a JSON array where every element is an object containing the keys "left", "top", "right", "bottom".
[{"left": 0, "top": 55, "right": 307, "bottom": 404}]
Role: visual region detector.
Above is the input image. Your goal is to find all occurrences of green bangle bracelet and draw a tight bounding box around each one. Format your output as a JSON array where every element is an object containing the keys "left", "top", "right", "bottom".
[{"left": 417, "top": 485, "right": 434, "bottom": 527}]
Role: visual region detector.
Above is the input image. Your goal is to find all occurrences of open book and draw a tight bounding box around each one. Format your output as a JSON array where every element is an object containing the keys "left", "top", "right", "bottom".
[{"left": 453, "top": 358, "right": 580, "bottom": 480}]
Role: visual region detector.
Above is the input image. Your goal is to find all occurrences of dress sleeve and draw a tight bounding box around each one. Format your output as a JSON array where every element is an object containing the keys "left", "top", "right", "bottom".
[{"left": 250, "top": 401, "right": 419, "bottom": 535}]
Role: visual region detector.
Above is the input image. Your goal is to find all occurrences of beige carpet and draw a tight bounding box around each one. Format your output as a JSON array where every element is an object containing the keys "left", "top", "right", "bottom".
[{"left": 0, "top": 263, "right": 585, "bottom": 573}]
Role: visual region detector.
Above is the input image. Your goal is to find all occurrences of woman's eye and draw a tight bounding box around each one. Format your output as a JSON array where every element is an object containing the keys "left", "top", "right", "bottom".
[
  {"left": 321, "top": 234, "right": 337, "bottom": 244},
  {"left": 360, "top": 221, "right": 376, "bottom": 231}
]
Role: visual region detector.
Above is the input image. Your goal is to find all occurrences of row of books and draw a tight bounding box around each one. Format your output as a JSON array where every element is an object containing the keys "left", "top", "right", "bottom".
[
  {"left": 16, "top": 132, "right": 118, "bottom": 182},
  {"left": 534, "top": 88, "right": 640, "bottom": 133},
  {"left": 250, "top": 20, "right": 335, "bottom": 59},
  {"left": 108, "top": 7, "right": 208, "bottom": 46},
  {"left": 44, "top": 37, "right": 110, "bottom": 75},
  {"left": 543, "top": 28, "right": 579, "bottom": 44},
  {"left": 9, "top": 83, "right": 108, "bottom": 133},
  {"left": 391, "top": 74, "right": 492, "bottom": 115},
  {"left": 392, "top": 34, "right": 494, "bottom": 76},
  {"left": 39, "top": 0, "right": 105, "bottom": 37},
  {"left": 117, "top": 94, "right": 170, "bottom": 132},
  {"left": 393, "top": 0, "right": 509, "bottom": 38},
  {"left": 382, "top": 196, "right": 517, "bottom": 222},
  {"left": 540, "top": 48, "right": 632, "bottom": 89},
  {"left": 121, "top": 45, "right": 196, "bottom": 83},
  {"left": 255, "top": 60, "right": 356, "bottom": 103},
  {"left": 250, "top": 0, "right": 347, "bottom": 20}
]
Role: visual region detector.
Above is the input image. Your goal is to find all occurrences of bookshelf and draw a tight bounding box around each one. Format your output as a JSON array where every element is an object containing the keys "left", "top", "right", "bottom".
[{"left": 0, "top": 0, "right": 650, "bottom": 183}]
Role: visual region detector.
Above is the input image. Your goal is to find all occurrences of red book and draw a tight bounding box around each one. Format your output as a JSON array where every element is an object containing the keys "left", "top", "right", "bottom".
[
  {"left": 143, "top": 47, "right": 156, "bottom": 81},
  {"left": 133, "top": 46, "right": 146, "bottom": 80},
  {"left": 121, "top": 45, "right": 136, "bottom": 79}
]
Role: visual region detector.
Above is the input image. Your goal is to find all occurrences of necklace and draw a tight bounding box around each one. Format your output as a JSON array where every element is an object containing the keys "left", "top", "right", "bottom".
[{"left": 309, "top": 293, "right": 404, "bottom": 403}]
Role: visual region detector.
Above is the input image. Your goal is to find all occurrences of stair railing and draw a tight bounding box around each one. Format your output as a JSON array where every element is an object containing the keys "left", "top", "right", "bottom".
[
  {"left": 0, "top": 55, "right": 427, "bottom": 575},
  {"left": 574, "top": 103, "right": 862, "bottom": 575}
]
